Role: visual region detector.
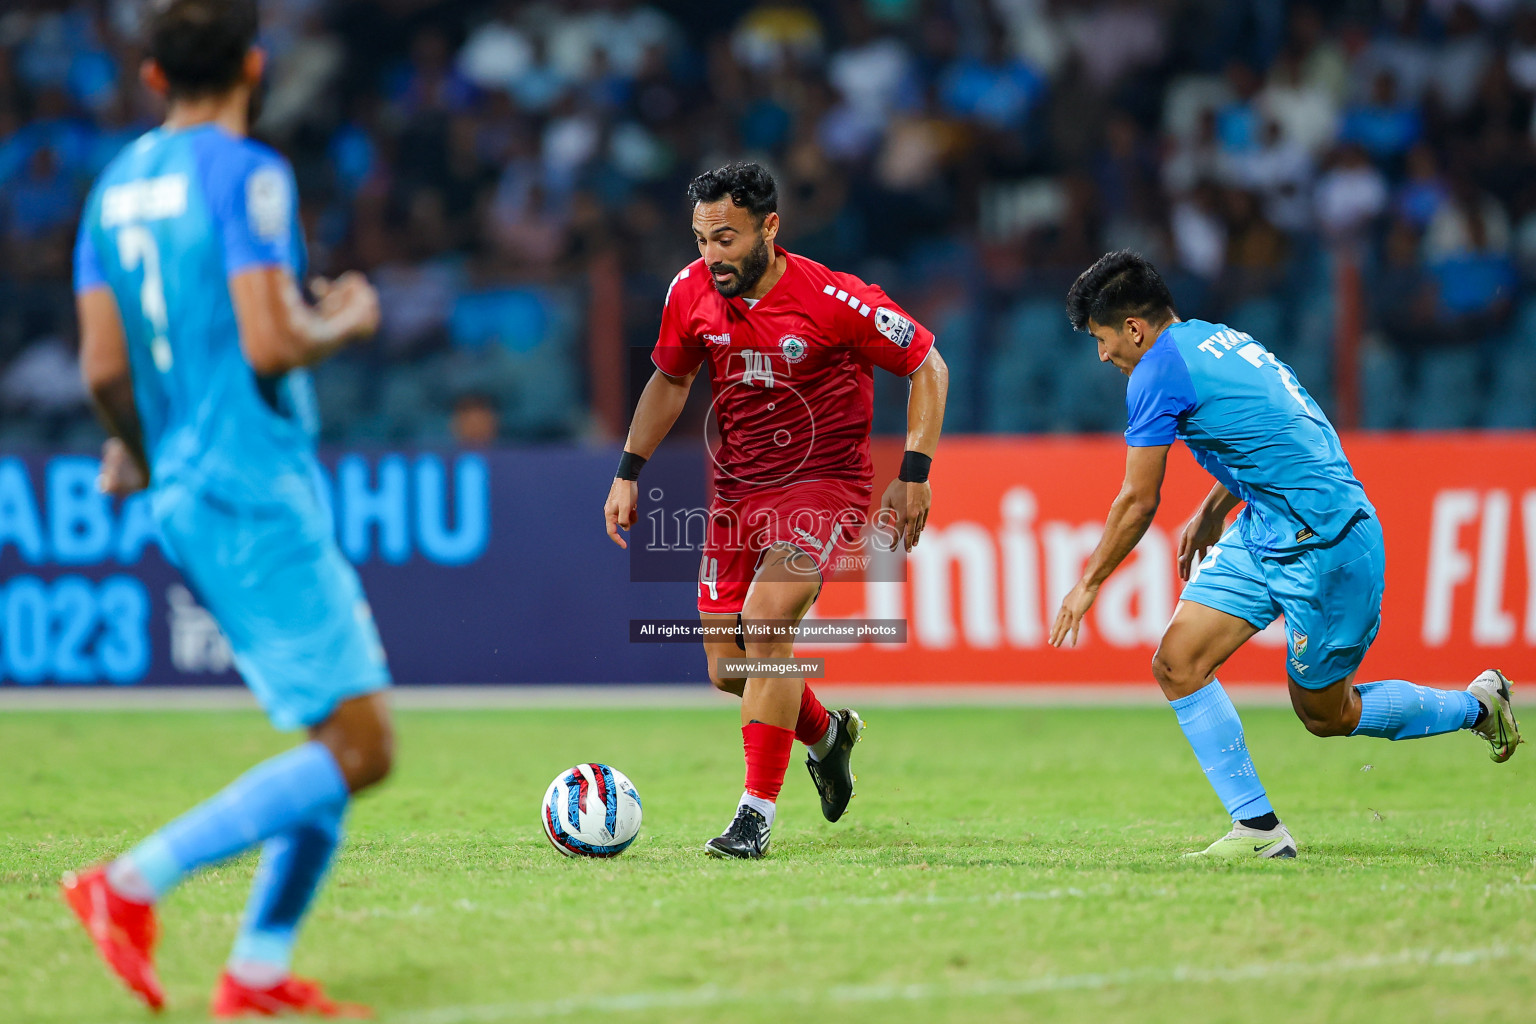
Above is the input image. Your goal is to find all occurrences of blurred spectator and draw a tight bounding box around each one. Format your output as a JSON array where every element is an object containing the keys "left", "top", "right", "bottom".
[
  {"left": 451, "top": 392, "right": 502, "bottom": 446},
  {"left": 1171, "top": 181, "right": 1227, "bottom": 281},
  {"left": 1287, "top": 4, "right": 1348, "bottom": 102},
  {"left": 1230, "top": 119, "right": 1315, "bottom": 232},
  {"left": 1215, "top": 61, "right": 1265, "bottom": 157},
  {"left": 1259, "top": 44, "right": 1339, "bottom": 155},
  {"left": 372, "top": 193, "right": 464, "bottom": 361},
  {"left": 1430, "top": 3, "right": 1493, "bottom": 116},
  {"left": 489, "top": 179, "right": 572, "bottom": 271},
  {"left": 1425, "top": 174, "right": 1512, "bottom": 261},
  {"left": 828, "top": 18, "right": 917, "bottom": 124},
  {"left": 1508, "top": 8, "right": 1536, "bottom": 92},
  {"left": 259, "top": 12, "right": 344, "bottom": 139},
  {"left": 456, "top": 4, "right": 537, "bottom": 94},
  {"left": 390, "top": 28, "right": 479, "bottom": 118},
  {"left": 1063, "top": 1, "right": 1166, "bottom": 93},
  {"left": 0, "top": 334, "right": 87, "bottom": 433},
  {"left": 1223, "top": 187, "right": 1289, "bottom": 297},
  {"left": 1395, "top": 143, "right": 1448, "bottom": 228},
  {"left": 1377, "top": 218, "right": 1442, "bottom": 353},
  {"left": 1423, "top": 174, "right": 1516, "bottom": 334},
  {"left": 1354, "top": 2, "right": 1433, "bottom": 104},
  {"left": 1340, "top": 71, "right": 1422, "bottom": 162},
  {"left": 939, "top": 34, "right": 1045, "bottom": 131},
  {"left": 546, "top": 0, "right": 675, "bottom": 81},
  {"left": 732, "top": 4, "right": 824, "bottom": 71},
  {"left": 1315, "top": 144, "right": 1389, "bottom": 239},
  {"left": 1163, "top": 108, "right": 1222, "bottom": 195},
  {"left": 1094, "top": 111, "right": 1158, "bottom": 223},
  {"left": 4, "top": 144, "right": 76, "bottom": 239}
]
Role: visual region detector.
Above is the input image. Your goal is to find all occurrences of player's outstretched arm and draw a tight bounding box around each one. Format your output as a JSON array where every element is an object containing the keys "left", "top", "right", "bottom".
[
  {"left": 230, "top": 267, "right": 379, "bottom": 376},
  {"left": 1176, "top": 483, "right": 1243, "bottom": 581},
  {"left": 1049, "top": 443, "right": 1170, "bottom": 648},
  {"left": 879, "top": 348, "right": 948, "bottom": 552},
  {"left": 78, "top": 286, "right": 150, "bottom": 495},
  {"left": 604, "top": 366, "right": 699, "bottom": 549}
]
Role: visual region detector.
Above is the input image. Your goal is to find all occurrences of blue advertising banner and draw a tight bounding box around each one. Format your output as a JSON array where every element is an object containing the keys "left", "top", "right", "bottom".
[{"left": 0, "top": 449, "right": 708, "bottom": 686}]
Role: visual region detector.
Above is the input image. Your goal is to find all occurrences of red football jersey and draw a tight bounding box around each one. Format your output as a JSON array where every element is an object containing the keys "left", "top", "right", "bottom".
[{"left": 652, "top": 250, "right": 935, "bottom": 500}]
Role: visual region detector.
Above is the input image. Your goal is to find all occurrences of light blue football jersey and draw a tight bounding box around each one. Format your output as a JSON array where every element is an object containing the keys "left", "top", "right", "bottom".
[
  {"left": 74, "top": 124, "right": 317, "bottom": 500},
  {"left": 1124, "top": 319, "right": 1374, "bottom": 556}
]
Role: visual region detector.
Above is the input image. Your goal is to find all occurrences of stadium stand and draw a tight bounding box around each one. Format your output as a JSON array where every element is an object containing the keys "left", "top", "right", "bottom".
[{"left": 2, "top": 0, "right": 1535, "bottom": 444}]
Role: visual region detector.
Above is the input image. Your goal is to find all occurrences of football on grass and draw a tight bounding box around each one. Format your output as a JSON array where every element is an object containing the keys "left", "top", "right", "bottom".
[{"left": 541, "top": 763, "right": 643, "bottom": 857}]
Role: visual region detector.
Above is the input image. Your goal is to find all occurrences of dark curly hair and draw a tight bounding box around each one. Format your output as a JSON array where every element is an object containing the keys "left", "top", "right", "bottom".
[
  {"left": 685, "top": 162, "right": 778, "bottom": 223},
  {"left": 1066, "top": 250, "right": 1176, "bottom": 333},
  {"left": 145, "top": 0, "right": 259, "bottom": 99}
]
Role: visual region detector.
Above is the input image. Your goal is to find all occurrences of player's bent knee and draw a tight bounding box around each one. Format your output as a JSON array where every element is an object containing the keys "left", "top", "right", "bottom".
[
  {"left": 344, "top": 739, "right": 393, "bottom": 793},
  {"left": 1298, "top": 712, "right": 1351, "bottom": 738},
  {"left": 741, "top": 594, "right": 807, "bottom": 627},
  {"left": 1294, "top": 703, "right": 1352, "bottom": 738},
  {"left": 742, "top": 637, "right": 793, "bottom": 660},
  {"left": 318, "top": 694, "right": 395, "bottom": 793},
  {"left": 740, "top": 605, "right": 807, "bottom": 656},
  {"left": 1151, "top": 650, "right": 1203, "bottom": 698},
  {"left": 707, "top": 665, "right": 745, "bottom": 694},
  {"left": 1289, "top": 680, "right": 1357, "bottom": 738}
]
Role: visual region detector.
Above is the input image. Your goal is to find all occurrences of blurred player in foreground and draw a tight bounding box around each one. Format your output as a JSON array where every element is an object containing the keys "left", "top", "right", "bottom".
[
  {"left": 1050, "top": 250, "right": 1520, "bottom": 859},
  {"left": 63, "top": 0, "right": 389, "bottom": 1014},
  {"left": 604, "top": 162, "right": 948, "bottom": 858}
]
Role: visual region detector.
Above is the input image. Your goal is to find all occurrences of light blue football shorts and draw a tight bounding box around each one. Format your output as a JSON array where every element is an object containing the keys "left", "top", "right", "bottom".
[
  {"left": 154, "top": 469, "right": 391, "bottom": 730},
  {"left": 1181, "top": 514, "right": 1384, "bottom": 689}
]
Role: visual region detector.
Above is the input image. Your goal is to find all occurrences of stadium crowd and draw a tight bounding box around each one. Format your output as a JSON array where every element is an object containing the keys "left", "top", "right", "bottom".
[{"left": 2, "top": 0, "right": 1535, "bottom": 446}]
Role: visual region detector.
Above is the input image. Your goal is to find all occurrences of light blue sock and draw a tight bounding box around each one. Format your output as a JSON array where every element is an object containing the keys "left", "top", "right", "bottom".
[
  {"left": 1351, "top": 680, "right": 1482, "bottom": 740},
  {"left": 1170, "top": 680, "right": 1274, "bottom": 821},
  {"left": 229, "top": 802, "right": 346, "bottom": 977},
  {"left": 120, "top": 742, "right": 349, "bottom": 901}
]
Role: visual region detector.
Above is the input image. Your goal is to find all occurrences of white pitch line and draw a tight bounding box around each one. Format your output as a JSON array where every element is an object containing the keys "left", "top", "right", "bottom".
[
  {"left": 394, "top": 943, "right": 1536, "bottom": 1024},
  {"left": 8, "top": 878, "right": 1531, "bottom": 934}
]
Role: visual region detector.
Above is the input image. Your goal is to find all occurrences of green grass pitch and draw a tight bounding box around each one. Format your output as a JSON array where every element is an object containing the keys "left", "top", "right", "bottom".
[{"left": 3, "top": 704, "right": 1534, "bottom": 1024}]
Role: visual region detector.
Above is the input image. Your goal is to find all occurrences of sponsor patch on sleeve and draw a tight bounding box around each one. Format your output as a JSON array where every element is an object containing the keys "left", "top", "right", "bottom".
[
  {"left": 874, "top": 306, "right": 915, "bottom": 348},
  {"left": 246, "top": 166, "right": 290, "bottom": 241}
]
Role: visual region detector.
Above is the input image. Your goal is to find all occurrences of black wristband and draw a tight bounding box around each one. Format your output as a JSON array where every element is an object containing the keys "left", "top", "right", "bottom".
[
  {"left": 616, "top": 450, "right": 646, "bottom": 481},
  {"left": 898, "top": 450, "right": 932, "bottom": 483}
]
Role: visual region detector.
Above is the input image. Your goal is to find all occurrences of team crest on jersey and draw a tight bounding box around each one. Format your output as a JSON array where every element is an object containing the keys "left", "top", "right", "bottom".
[
  {"left": 779, "top": 334, "right": 808, "bottom": 363},
  {"left": 1291, "top": 630, "right": 1308, "bottom": 656},
  {"left": 874, "top": 307, "right": 915, "bottom": 348}
]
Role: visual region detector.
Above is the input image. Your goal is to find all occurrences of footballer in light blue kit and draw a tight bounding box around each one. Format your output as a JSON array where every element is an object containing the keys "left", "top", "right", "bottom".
[
  {"left": 1049, "top": 251, "right": 1520, "bottom": 859},
  {"left": 62, "top": 1, "right": 389, "bottom": 1016}
]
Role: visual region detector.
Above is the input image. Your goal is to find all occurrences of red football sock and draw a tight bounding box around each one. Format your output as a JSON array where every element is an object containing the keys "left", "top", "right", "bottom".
[
  {"left": 742, "top": 722, "right": 795, "bottom": 801},
  {"left": 795, "top": 685, "right": 831, "bottom": 747}
]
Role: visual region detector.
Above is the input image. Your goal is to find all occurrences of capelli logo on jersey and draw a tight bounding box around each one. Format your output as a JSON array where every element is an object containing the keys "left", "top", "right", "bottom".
[{"left": 704, "top": 333, "right": 731, "bottom": 345}]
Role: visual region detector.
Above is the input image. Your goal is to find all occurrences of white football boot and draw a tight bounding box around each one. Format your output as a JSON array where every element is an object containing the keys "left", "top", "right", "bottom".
[
  {"left": 1184, "top": 821, "right": 1297, "bottom": 859},
  {"left": 1467, "top": 669, "right": 1521, "bottom": 763}
]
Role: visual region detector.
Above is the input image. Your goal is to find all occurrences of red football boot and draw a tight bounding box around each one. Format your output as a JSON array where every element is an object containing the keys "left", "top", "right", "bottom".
[
  {"left": 60, "top": 865, "right": 165, "bottom": 1011},
  {"left": 211, "top": 972, "right": 372, "bottom": 1018}
]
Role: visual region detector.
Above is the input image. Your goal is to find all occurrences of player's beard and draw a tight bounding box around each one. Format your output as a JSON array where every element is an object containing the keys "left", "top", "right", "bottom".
[{"left": 710, "top": 234, "right": 771, "bottom": 298}]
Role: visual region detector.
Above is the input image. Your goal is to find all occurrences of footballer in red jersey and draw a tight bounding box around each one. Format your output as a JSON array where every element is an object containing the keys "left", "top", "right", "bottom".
[{"left": 603, "top": 162, "right": 949, "bottom": 858}]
